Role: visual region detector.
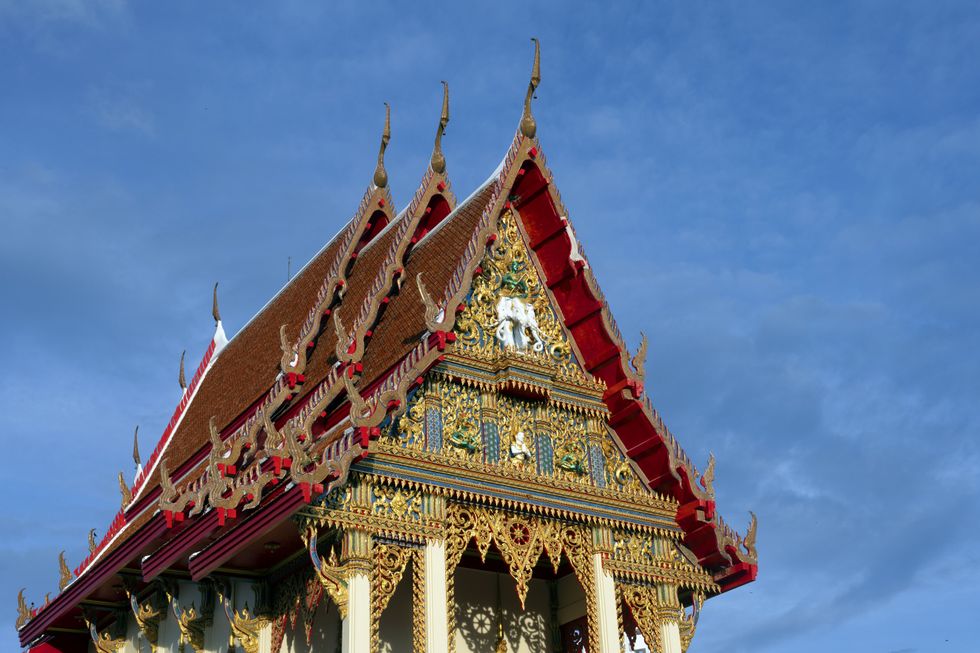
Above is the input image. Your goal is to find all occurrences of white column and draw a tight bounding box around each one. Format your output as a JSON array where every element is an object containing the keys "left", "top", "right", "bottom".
[
  {"left": 592, "top": 553, "right": 620, "bottom": 653},
  {"left": 342, "top": 571, "right": 371, "bottom": 653},
  {"left": 660, "top": 619, "right": 682, "bottom": 653},
  {"left": 424, "top": 539, "right": 449, "bottom": 653}
]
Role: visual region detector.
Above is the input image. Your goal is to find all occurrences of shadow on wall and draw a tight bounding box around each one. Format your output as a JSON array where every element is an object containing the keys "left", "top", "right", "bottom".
[{"left": 457, "top": 599, "right": 548, "bottom": 652}]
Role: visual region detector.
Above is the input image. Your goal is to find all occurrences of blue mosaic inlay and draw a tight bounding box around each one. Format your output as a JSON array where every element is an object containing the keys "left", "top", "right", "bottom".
[
  {"left": 589, "top": 444, "right": 606, "bottom": 488},
  {"left": 484, "top": 422, "right": 500, "bottom": 464},
  {"left": 537, "top": 434, "right": 554, "bottom": 475},
  {"left": 426, "top": 407, "right": 442, "bottom": 453}
]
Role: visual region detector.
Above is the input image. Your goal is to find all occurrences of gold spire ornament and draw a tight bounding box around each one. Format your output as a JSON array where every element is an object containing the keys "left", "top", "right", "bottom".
[
  {"left": 178, "top": 350, "right": 187, "bottom": 391},
  {"left": 212, "top": 282, "right": 221, "bottom": 324},
  {"left": 520, "top": 37, "right": 541, "bottom": 138},
  {"left": 88, "top": 529, "right": 98, "bottom": 554},
  {"left": 700, "top": 453, "right": 716, "bottom": 498},
  {"left": 743, "top": 511, "right": 758, "bottom": 561},
  {"left": 430, "top": 81, "right": 450, "bottom": 173},
  {"left": 16, "top": 588, "right": 30, "bottom": 629},
  {"left": 119, "top": 471, "right": 132, "bottom": 507},
  {"left": 630, "top": 332, "right": 648, "bottom": 383},
  {"left": 132, "top": 425, "right": 141, "bottom": 468},
  {"left": 58, "top": 552, "right": 71, "bottom": 591},
  {"left": 373, "top": 103, "right": 391, "bottom": 188}
]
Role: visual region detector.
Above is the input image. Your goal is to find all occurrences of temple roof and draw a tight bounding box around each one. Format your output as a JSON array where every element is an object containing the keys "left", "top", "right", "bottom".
[{"left": 18, "top": 47, "right": 757, "bottom": 649}]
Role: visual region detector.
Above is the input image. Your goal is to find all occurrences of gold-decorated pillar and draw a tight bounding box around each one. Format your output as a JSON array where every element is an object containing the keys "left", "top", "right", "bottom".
[
  {"left": 423, "top": 538, "right": 449, "bottom": 652},
  {"left": 657, "top": 586, "right": 684, "bottom": 653},
  {"left": 592, "top": 526, "right": 620, "bottom": 653},
  {"left": 342, "top": 528, "right": 372, "bottom": 653},
  {"left": 424, "top": 492, "right": 449, "bottom": 652}
]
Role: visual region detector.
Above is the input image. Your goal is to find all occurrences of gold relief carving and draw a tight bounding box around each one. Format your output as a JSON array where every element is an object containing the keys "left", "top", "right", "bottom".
[
  {"left": 620, "top": 583, "right": 664, "bottom": 653},
  {"left": 614, "top": 533, "right": 655, "bottom": 566},
  {"left": 394, "top": 391, "right": 426, "bottom": 450},
  {"left": 412, "top": 548, "right": 426, "bottom": 653},
  {"left": 443, "top": 503, "right": 601, "bottom": 653},
  {"left": 371, "top": 543, "right": 411, "bottom": 653},
  {"left": 371, "top": 441, "right": 675, "bottom": 520},
  {"left": 454, "top": 211, "right": 576, "bottom": 373},
  {"left": 607, "top": 530, "right": 719, "bottom": 593},
  {"left": 679, "top": 593, "right": 703, "bottom": 653},
  {"left": 373, "top": 485, "right": 423, "bottom": 523},
  {"left": 85, "top": 617, "right": 126, "bottom": 653},
  {"left": 549, "top": 408, "right": 590, "bottom": 481},
  {"left": 555, "top": 440, "right": 588, "bottom": 476},
  {"left": 441, "top": 383, "right": 481, "bottom": 456},
  {"left": 219, "top": 588, "right": 269, "bottom": 653},
  {"left": 126, "top": 588, "right": 161, "bottom": 652},
  {"left": 270, "top": 568, "right": 322, "bottom": 651},
  {"left": 301, "top": 526, "right": 350, "bottom": 618},
  {"left": 500, "top": 399, "right": 536, "bottom": 465},
  {"left": 166, "top": 590, "right": 206, "bottom": 653}
]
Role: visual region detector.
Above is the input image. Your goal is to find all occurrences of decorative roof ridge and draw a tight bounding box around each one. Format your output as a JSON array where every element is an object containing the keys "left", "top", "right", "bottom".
[
  {"left": 338, "top": 164, "right": 455, "bottom": 365},
  {"left": 497, "top": 136, "right": 756, "bottom": 587},
  {"left": 291, "top": 181, "right": 396, "bottom": 366},
  {"left": 129, "top": 331, "right": 221, "bottom": 506}
]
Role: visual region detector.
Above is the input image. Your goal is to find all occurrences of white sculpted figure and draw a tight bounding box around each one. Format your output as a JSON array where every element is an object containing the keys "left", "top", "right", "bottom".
[
  {"left": 510, "top": 430, "right": 532, "bottom": 461},
  {"left": 495, "top": 296, "right": 547, "bottom": 352}
]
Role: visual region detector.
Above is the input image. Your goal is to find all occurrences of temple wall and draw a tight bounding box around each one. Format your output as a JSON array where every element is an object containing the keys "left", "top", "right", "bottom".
[
  {"left": 452, "top": 567, "right": 551, "bottom": 653},
  {"left": 278, "top": 596, "right": 342, "bottom": 653},
  {"left": 556, "top": 572, "right": 586, "bottom": 626},
  {"left": 156, "top": 607, "right": 179, "bottom": 653}
]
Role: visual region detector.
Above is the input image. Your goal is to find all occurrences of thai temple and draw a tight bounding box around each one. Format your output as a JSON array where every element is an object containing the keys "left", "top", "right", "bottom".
[{"left": 16, "top": 41, "right": 757, "bottom": 653}]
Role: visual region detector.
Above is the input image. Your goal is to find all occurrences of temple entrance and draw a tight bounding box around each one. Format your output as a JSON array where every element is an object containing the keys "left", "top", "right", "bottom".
[{"left": 452, "top": 540, "right": 590, "bottom": 653}]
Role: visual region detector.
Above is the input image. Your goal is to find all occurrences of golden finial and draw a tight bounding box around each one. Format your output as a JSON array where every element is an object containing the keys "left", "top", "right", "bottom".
[
  {"left": 700, "top": 453, "right": 715, "bottom": 498},
  {"left": 431, "top": 81, "right": 450, "bottom": 174},
  {"left": 743, "top": 511, "right": 758, "bottom": 560},
  {"left": 373, "top": 103, "right": 391, "bottom": 188},
  {"left": 119, "top": 471, "right": 132, "bottom": 507},
  {"left": 132, "top": 425, "right": 141, "bottom": 468},
  {"left": 88, "top": 529, "right": 97, "bottom": 554},
  {"left": 58, "top": 552, "right": 71, "bottom": 591},
  {"left": 630, "top": 332, "right": 648, "bottom": 383},
  {"left": 520, "top": 37, "right": 541, "bottom": 138},
  {"left": 16, "top": 589, "right": 30, "bottom": 629},
  {"left": 178, "top": 350, "right": 187, "bottom": 391},
  {"left": 212, "top": 282, "right": 221, "bottom": 324}
]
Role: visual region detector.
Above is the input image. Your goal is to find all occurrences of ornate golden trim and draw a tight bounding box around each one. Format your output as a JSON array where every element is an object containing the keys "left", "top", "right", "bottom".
[
  {"left": 220, "top": 588, "right": 269, "bottom": 653},
  {"left": 371, "top": 542, "right": 411, "bottom": 652},
  {"left": 301, "top": 525, "right": 351, "bottom": 618},
  {"left": 166, "top": 589, "right": 206, "bottom": 653},
  {"left": 125, "top": 588, "right": 161, "bottom": 653},
  {"left": 85, "top": 617, "right": 125, "bottom": 653}
]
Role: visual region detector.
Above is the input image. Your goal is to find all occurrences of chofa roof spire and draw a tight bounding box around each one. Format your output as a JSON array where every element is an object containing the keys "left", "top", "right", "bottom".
[
  {"left": 520, "top": 37, "right": 541, "bottom": 138},
  {"left": 212, "top": 282, "right": 229, "bottom": 352},
  {"left": 178, "top": 350, "right": 187, "bottom": 392},
  {"left": 430, "top": 81, "right": 450, "bottom": 173},
  {"left": 373, "top": 102, "right": 391, "bottom": 188},
  {"left": 132, "top": 425, "right": 141, "bottom": 468}
]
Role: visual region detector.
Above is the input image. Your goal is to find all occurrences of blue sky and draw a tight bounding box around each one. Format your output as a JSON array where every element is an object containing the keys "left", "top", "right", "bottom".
[{"left": 2, "top": 2, "right": 979, "bottom": 651}]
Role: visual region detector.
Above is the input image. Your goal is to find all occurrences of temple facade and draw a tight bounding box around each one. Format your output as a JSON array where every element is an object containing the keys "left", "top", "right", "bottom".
[{"left": 16, "top": 42, "right": 757, "bottom": 653}]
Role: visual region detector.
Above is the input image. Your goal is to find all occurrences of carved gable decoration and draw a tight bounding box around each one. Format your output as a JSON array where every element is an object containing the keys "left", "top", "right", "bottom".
[
  {"left": 378, "top": 209, "right": 650, "bottom": 500},
  {"left": 455, "top": 209, "right": 579, "bottom": 374}
]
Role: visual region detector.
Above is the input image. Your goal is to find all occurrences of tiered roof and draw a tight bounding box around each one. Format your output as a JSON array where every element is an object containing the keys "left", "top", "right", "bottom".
[{"left": 17, "top": 42, "right": 756, "bottom": 650}]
